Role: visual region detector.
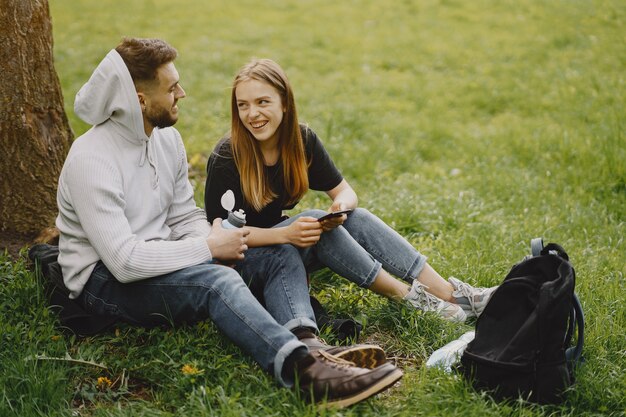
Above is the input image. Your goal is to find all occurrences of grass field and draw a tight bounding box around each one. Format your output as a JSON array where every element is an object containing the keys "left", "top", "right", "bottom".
[{"left": 1, "top": 0, "right": 625, "bottom": 415}]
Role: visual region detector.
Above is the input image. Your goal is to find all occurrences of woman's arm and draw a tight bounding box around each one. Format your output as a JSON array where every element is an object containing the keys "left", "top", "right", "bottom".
[
  {"left": 326, "top": 179, "right": 358, "bottom": 210},
  {"left": 321, "top": 179, "right": 358, "bottom": 230},
  {"left": 246, "top": 218, "right": 323, "bottom": 248}
]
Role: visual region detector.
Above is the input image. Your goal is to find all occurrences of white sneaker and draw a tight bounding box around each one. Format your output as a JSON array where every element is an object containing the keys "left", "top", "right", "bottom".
[
  {"left": 404, "top": 281, "right": 467, "bottom": 322},
  {"left": 448, "top": 277, "right": 497, "bottom": 318}
]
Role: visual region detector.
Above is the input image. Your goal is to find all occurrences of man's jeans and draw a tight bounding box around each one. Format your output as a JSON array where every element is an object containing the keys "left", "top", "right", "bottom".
[
  {"left": 77, "top": 244, "right": 315, "bottom": 386},
  {"left": 275, "top": 208, "right": 427, "bottom": 288}
]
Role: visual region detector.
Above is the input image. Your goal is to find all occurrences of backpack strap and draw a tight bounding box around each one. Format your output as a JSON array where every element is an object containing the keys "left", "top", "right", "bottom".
[
  {"left": 530, "top": 238, "right": 583, "bottom": 365},
  {"left": 565, "top": 293, "right": 585, "bottom": 364}
]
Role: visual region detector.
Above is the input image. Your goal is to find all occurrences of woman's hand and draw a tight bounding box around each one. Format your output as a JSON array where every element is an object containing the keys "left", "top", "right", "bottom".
[
  {"left": 323, "top": 180, "right": 357, "bottom": 231},
  {"left": 320, "top": 201, "right": 348, "bottom": 231},
  {"left": 284, "top": 217, "right": 323, "bottom": 247}
]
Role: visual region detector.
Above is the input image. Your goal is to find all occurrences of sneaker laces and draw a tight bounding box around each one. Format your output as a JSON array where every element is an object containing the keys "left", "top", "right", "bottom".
[
  {"left": 404, "top": 280, "right": 466, "bottom": 322},
  {"left": 449, "top": 277, "right": 493, "bottom": 315},
  {"left": 451, "top": 279, "right": 475, "bottom": 305},
  {"left": 406, "top": 281, "right": 444, "bottom": 311}
]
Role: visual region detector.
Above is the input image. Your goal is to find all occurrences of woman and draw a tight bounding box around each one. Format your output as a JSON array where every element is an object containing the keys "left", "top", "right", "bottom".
[{"left": 205, "top": 58, "right": 495, "bottom": 323}]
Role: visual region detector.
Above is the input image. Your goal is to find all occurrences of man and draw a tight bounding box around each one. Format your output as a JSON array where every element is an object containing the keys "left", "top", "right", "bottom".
[{"left": 55, "top": 37, "right": 402, "bottom": 408}]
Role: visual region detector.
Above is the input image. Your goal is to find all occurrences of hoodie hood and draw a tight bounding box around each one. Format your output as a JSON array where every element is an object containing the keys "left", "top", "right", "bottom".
[
  {"left": 74, "top": 49, "right": 159, "bottom": 186},
  {"left": 74, "top": 49, "right": 147, "bottom": 146}
]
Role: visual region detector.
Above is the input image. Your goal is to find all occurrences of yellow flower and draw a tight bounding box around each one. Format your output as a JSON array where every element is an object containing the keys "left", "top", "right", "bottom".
[
  {"left": 181, "top": 364, "right": 203, "bottom": 376},
  {"left": 50, "top": 335, "right": 61, "bottom": 341},
  {"left": 96, "top": 376, "right": 112, "bottom": 391}
]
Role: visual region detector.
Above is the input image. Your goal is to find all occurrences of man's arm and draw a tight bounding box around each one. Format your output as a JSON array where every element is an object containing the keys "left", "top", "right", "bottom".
[{"left": 63, "top": 154, "right": 212, "bottom": 283}]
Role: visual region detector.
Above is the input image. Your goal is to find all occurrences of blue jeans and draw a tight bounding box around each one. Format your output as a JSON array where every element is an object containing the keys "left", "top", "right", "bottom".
[
  {"left": 77, "top": 245, "right": 315, "bottom": 387},
  {"left": 275, "top": 208, "right": 427, "bottom": 288}
]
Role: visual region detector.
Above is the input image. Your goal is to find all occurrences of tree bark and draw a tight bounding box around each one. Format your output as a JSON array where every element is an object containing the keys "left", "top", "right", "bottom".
[{"left": 0, "top": 0, "right": 72, "bottom": 237}]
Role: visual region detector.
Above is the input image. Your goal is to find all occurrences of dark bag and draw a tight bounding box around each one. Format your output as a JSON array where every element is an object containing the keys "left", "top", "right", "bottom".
[
  {"left": 28, "top": 244, "right": 117, "bottom": 336},
  {"left": 460, "top": 238, "right": 584, "bottom": 404},
  {"left": 309, "top": 295, "right": 362, "bottom": 343}
]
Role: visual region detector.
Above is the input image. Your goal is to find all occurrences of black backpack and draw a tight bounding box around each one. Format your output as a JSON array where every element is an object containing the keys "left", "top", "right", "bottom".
[{"left": 460, "top": 238, "right": 584, "bottom": 404}]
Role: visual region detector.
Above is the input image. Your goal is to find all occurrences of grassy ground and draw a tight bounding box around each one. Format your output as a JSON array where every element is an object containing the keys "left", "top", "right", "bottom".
[{"left": 2, "top": 0, "right": 625, "bottom": 415}]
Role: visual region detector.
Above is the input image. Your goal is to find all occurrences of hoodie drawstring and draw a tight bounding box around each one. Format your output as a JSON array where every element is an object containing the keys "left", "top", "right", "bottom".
[{"left": 139, "top": 139, "right": 159, "bottom": 189}]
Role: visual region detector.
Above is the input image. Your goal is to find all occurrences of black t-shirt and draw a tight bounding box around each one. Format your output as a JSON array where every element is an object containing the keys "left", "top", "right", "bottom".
[{"left": 205, "top": 125, "right": 343, "bottom": 228}]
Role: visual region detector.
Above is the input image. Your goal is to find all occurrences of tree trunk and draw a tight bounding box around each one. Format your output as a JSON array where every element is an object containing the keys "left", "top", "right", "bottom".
[{"left": 0, "top": 0, "right": 72, "bottom": 237}]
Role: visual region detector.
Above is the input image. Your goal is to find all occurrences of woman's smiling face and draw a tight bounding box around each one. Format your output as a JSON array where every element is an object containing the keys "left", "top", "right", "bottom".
[{"left": 235, "top": 78, "right": 285, "bottom": 148}]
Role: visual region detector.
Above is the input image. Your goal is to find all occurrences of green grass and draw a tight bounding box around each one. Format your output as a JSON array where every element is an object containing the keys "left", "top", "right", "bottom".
[{"left": 1, "top": 0, "right": 624, "bottom": 415}]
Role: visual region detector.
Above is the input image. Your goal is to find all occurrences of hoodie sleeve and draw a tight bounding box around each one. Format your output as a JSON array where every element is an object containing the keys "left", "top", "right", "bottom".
[
  {"left": 62, "top": 153, "right": 213, "bottom": 283},
  {"left": 166, "top": 131, "right": 212, "bottom": 240}
]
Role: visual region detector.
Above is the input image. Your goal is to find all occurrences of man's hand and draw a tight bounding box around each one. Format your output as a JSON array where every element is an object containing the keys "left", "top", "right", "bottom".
[
  {"left": 206, "top": 218, "right": 250, "bottom": 262},
  {"left": 284, "top": 217, "right": 323, "bottom": 247}
]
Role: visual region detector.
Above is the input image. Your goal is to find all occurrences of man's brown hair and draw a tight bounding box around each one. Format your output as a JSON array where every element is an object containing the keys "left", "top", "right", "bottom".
[{"left": 115, "top": 37, "right": 177, "bottom": 88}]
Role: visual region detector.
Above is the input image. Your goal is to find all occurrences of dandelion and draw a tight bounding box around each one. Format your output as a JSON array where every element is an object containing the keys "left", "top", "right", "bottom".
[
  {"left": 96, "top": 376, "right": 112, "bottom": 391},
  {"left": 50, "top": 335, "right": 61, "bottom": 341},
  {"left": 181, "top": 364, "right": 203, "bottom": 376}
]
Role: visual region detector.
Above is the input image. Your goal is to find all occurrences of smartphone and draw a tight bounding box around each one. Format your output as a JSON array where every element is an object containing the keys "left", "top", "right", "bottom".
[{"left": 317, "top": 209, "right": 354, "bottom": 222}]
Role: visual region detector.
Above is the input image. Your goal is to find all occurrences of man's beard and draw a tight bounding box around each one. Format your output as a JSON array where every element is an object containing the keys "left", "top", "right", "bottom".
[{"left": 146, "top": 104, "right": 177, "bottom": 129}]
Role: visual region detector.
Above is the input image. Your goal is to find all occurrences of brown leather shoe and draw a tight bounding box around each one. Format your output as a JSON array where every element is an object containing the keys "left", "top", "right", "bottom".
[
  {"left": 296, "top": 350, "right": 403, "bottom": 408},
  {"left": 300, "top": 336, "right": 387, "bottom": 369}
]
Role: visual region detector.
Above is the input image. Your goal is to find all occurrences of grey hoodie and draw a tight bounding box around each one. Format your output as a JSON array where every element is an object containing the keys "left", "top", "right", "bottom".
[{"left": 56, "top": 49, "right": 212, "bottom": 299}]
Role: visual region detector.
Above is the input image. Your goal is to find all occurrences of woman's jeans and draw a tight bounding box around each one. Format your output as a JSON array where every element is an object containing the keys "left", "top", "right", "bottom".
[
  {"left": 275, "top": 208, "right": 427, "bottom": 288},
  {"left": 77, "top": 244, "right": 315, "bottom": 387}
]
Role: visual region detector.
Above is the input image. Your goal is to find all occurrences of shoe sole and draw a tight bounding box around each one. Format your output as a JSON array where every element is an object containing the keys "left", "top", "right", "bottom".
[
  {"left": 326, "top": 345, "right": 386, "bottom": 369},
  {"left": 318, "top": 367, "right": 404, "bottom": 409}
]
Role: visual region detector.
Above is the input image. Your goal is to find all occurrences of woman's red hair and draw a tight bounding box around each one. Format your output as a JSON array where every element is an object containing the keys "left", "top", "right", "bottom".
[{"left": 230, "top": 59, "right": 308, "bottom": 211}]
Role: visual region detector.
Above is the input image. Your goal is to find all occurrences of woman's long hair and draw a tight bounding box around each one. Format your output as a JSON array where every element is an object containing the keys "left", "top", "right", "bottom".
[{"left": 230, "top": 59, "right": 308, "bottom": 211}]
